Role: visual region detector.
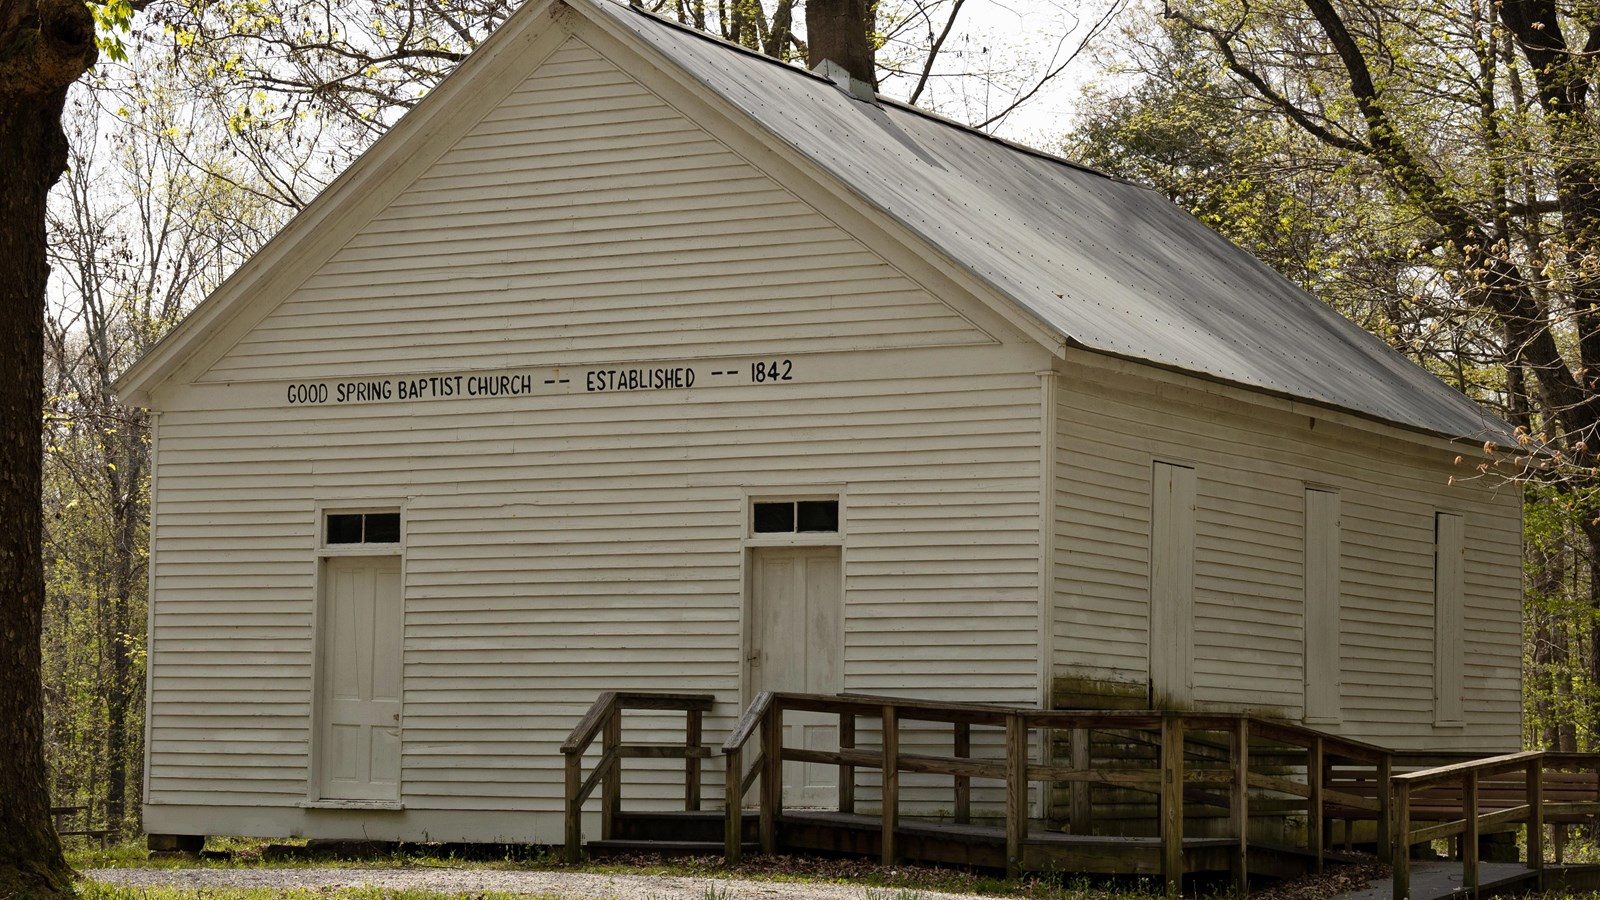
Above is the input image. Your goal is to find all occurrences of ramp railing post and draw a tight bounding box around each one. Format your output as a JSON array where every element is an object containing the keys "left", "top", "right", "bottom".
[
  {"left": 1392, "top": 778, "right": 1412, "bottom": 900},
  {"left": 1068, "top": 726, "right": 1091, "bottom": 835},
  {"left": 954, "top": 721, "right": 971, "bottom": 825},
  {"left": 1377, "top": 754, "right": 1393, "bottom": 864},
  {"left": 1463, "top": 770, "right": 1479, "bottom": 898},
  {"left": 1527, "top": 757, "right": 1544, "bottom": 886},
  {"left": 1231, "top": 718, "right": 1249, "bottom": 896},
  {"left": 761, "top": 702, "right": 781, "bottom": 855},
  {"left": 725, "top": 746, "right": 744, "bottom": 864},
  {"left": 564, "top": 750, "right": 583, "bottom": 863},
  {"left": 1160, "top": 714, "right": 1184, "bottom": 898},
  {"left": 1005, "top": 713, "right": 1027, "bottom": 878},
  {"left": 1308, "top": 735, "right": 1324, "bottom": 874},
  {"left": 882, "top": 704, "right": 899, "bottom": 865},
  {"left": 686, "top": 707, "right": 703, "bottom": 812},
  {"left": 839, "top": 712, "right": 856, "bottom": 814},
  {"left": 602, "top": 705, "right": 621, "bottom": 840}
]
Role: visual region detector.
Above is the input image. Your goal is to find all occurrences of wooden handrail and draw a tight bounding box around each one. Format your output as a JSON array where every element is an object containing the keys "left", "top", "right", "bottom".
[
  {"left": 722, "top": 691, "right": 775, "bottom": 752},
  {"left": 706, "top": 691, "right": 1422, "bottom": 890},
  {"left": 1393, "top": 750, "right": 1543, "bottom": 787},
  {"left": 1387, "top": 749, "right": 1600, "bottom": 900},
  {"left": 720, "top": 693, "right": 1276, "bottom": 894},
  {"left": 562, "top": 691, "right": 620, "bottom": 755},
  {"left": 562, "top": 691, "right": 716, "bottom": 863}
]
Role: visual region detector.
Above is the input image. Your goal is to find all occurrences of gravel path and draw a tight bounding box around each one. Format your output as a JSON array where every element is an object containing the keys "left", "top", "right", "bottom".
[{"left": 86, "top": 866, "right": 994, "bottom": 899}]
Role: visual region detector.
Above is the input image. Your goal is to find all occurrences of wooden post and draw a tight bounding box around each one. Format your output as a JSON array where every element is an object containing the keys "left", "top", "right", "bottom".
[
  {"left": 1527, "top": 758, "right": 1544, "bottom": 884},
  {"left": 1376, "top": 754, "right": 1393, "bottom": 864},
  {"left": 1308, "top": 736, "right": 1324, "bottom": 874},
  {"left": 1230, "top": 719, "right": 1249, "bottom": 896},
  {"left": 840, "top": 712, "right": 856, "bottom": 814},
  {"left": 686, "top": 708, "right": 703, "bottom": 812},
  {"left": 1393, "top": 781, "right": 1411, "bottom": 900},
  {"left": 602, "top": 710, "right": 621, "bottom": 841},
  {"left": 882, "top": 705, "right": 899, "bottom": 866},
  {"left": 1005, "top": 714, "right": 1027, "bottom": 879},
  {"left": 954, "top": 721, "right": 971, "bottom": 825},
  {"left": 1068, "top": 726, "right": 1090, "bottom": 835},
  {"left": 564, "top": 752, "right": 582, "bottom": 864},
  {"left": 1463, "top": 771, "right": 1479, "bottom": 899},
  {"left": 761, "top": 704, "right": 781, "bottom": 855},
  {"left": 1160, "top": 715, "right": 1184, "bottom": 899},
  {"left": 725, "top": 746, "right": 744, "bottom": 864}
]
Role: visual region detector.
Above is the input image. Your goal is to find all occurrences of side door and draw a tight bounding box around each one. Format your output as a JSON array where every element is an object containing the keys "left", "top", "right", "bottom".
[
  {"left": 749, "top": 545, "right": 843, "bottom": 808},
  {"left": 318, "top": 555, "right": 403, "bottom": 801}
]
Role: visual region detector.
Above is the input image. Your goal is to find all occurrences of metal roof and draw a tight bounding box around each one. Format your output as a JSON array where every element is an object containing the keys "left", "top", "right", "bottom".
[{"left": 593, "top": 0, "right": 1509, "bottom": 443}]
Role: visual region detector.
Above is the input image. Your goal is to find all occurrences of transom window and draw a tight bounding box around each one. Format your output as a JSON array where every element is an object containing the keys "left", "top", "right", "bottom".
[
  {"left": 753, "top": 500, "right": 839, "bottom": 534},
  {"left": 326, "top": 512, "right": 401, "bottom": 545}
]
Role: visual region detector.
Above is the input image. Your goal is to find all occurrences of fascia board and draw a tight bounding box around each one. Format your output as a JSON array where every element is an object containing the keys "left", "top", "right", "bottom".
[
  {"left": 1065, "top": 347, "right": 1513, "bottom": 460},
  {"left": 114, "top": 0, "right": 577, "bottom": 408}
]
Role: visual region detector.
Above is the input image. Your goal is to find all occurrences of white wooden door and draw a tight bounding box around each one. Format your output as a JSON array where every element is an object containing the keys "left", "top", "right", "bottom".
[
  {"left": 319, "top": 556, "right": 403, "bottom": 801},
  {"left": 750, "top": 546, "right": 842, "bottom": 808},
  {"left": 1303, "top": 489, "right": 1342, "bottom": 722},
  {"left": 1149, "top": 462, "right": 1196, "bottom": 708}
]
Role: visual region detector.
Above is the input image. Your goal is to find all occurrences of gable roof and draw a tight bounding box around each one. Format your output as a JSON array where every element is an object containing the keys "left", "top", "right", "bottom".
[
  {"left": 118, "top": 0, "right": 1508, "bottom": 444},
  {"left": 587, "top": 0, "right": 1505, "bottom": 443}
]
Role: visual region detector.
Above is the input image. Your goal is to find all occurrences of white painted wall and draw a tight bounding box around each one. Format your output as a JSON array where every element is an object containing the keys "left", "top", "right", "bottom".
[
  {"left": 143, "top": 34, "right": 1050, "bottom": 842},
  {"left": 139, "top": 13, "right": 1524, "bottom": 849},
  {"left": 1052, "top": 352, "right": 1522, "bottom": 751}
]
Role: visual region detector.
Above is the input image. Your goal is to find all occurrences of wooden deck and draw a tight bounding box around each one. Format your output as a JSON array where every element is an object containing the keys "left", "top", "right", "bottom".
[
  {"left": 1332, "top": 860, "right": 1538, "bottom": 900},
  {"left": 561, "top": 691, "right": 1600, "bottom": 899}
]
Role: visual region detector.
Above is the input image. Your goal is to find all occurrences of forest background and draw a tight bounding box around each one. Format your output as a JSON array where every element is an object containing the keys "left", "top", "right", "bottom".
[{"left": 39, "top": 0, "right": 1600, "bottom": 838}]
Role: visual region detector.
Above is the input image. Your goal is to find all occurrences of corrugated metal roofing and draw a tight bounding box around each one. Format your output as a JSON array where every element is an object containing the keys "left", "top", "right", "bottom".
[{"left": 592, "top": 0, "right": 1509, "bottom": 442}]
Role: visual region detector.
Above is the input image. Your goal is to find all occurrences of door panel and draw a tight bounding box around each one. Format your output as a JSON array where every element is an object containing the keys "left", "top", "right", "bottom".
[
  {"left": 1149, "top": 462, "right": 1195, "bottom": 708},
  {"left": 750, "top": 546, "right": 842, "bottom": 807},
  {"left": 319, "top": 556, "right": 403, "bottom": 800}
]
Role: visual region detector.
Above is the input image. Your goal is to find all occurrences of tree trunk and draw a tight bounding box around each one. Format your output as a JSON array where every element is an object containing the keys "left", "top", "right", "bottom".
[
  {"left": 0, "top": 86, "right": 76, "bottom": 897},
  {"left": 0, "top": 0, "right": 98, "bottom": 890},
  {"left": 805, "top": 0, "right": 876, "bottom": 88}
]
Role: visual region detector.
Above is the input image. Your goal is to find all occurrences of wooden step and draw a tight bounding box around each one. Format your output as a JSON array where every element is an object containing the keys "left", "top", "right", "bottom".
[{"left": 587, "top": 839, "right": 758, "bottom": 859}]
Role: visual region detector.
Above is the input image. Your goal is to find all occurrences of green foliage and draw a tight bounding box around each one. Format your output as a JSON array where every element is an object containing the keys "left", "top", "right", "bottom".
[
  {"left": 1066, "top": 0, "right": 1600, "bottom": 752},
  {"left": 88, "top": 0, "right": 134, "bottom": 62},
  {"left": 1523, "top": 480, "right": 1600, "bottom": 750},
  {"left": 42, "top": 54, "right": 293, "bottom": 838}
]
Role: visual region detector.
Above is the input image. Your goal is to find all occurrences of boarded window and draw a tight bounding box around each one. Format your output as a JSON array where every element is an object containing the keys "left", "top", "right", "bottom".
[
  {"left": 1304, "top": 489, "right": 1341, "bottom": 723},
  {"left": 1149, "top": 462, "right": 1195, "bottom": 708},
  {"left": 1435, "top": 513, "right": 1465, "bottom": 725}
]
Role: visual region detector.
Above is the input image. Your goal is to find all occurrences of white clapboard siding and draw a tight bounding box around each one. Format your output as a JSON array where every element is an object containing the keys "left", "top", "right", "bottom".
[
  {"left": 152, "top": 213, "right": 1043, "bottom": 848},
  {"left": 147, "top": 34, "right": 1049, "bottom": 836},
  {"left": 149, "top": 364, "right": 1044, "bottom": 820},
  {"left": 198, "top": 38, "right": 991, "bottom": 386},
  {"left": 1052, "top": 353, "right": 1521, "bottom": 750}
]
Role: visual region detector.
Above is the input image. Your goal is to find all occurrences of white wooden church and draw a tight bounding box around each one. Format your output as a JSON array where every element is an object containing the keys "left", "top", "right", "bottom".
[{"left": 117, "top": 0, "right": 1523, "bottom": 846}]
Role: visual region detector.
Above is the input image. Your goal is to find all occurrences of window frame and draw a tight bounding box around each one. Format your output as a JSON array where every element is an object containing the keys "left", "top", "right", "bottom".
[
  {"left": 742, "top": 489, "right": 845, "bottom": 547},
  {"left": 317, "top": 502, "right": 408, "bottom": 557}
]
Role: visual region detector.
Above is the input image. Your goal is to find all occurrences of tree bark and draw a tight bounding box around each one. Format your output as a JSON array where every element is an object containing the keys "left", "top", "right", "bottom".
[
  {"left": 0, "top": 0, "right": 98, "bottom": 892},
  {"left": 805, "top": 0, "right": 876, "bottom": 88}
]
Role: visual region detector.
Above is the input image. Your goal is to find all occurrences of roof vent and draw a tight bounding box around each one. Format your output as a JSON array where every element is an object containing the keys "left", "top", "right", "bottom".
[{"left": 811, "top": 58, "right": 877, "bottom": 103}]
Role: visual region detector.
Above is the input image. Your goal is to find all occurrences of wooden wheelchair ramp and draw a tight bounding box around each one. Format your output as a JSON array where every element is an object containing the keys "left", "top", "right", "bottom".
[{"left": 561, "top": 691, "right": 1600, "bottom": 898}]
